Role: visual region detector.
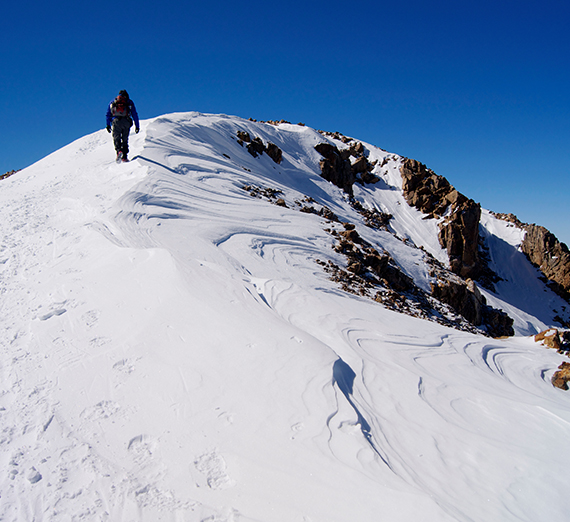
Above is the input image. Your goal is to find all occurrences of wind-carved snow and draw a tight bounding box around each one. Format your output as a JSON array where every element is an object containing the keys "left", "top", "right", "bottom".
[{"left": 0, "top": 112, "right": 568, "bottom": 522}]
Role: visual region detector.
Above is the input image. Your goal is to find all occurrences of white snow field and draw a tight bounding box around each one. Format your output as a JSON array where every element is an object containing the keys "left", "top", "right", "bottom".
[{"left": 1, "top": 112, "right": 569, "bottom": 522}]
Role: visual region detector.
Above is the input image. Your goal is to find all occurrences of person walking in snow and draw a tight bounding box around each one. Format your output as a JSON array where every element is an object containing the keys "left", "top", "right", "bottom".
[{"left": 106, "top": 90, "right": 140, "bottom": 162}]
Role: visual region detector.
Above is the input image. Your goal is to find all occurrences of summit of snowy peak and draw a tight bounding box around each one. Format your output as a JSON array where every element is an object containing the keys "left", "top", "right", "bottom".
[{"left": 1, "top": 111, "right": 570, "bottom": 522}]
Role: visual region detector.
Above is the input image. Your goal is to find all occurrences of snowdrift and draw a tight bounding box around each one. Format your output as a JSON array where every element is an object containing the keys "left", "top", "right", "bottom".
[{"left": 1, "top": 112, "right": 569, "bottom": 521}]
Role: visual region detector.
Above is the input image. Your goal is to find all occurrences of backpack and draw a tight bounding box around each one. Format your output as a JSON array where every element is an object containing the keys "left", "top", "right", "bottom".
[{"left": 111, "top": 96, "right": 130, "bottom": 118}]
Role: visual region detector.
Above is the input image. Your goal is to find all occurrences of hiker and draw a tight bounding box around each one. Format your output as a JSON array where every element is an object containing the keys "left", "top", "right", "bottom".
[{"left": 106, "top": 90, "right": 140, "bottom": 162}]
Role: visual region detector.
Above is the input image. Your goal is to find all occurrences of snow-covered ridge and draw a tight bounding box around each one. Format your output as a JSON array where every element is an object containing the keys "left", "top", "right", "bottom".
[{"left": 0, "top": 112, "right": 569, "bottom": 522}]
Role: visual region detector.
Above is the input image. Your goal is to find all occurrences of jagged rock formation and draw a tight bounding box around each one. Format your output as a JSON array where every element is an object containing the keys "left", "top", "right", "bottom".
[
  {"left": 311, "top": 145, "right": 512, "bottom": 336},
  {"left": 314, "top": 141, "right": 379, "bottom": 196},
  {"left": 400, "top": 159, "right": 481, "bottom": 280},
  {"left": 521, "top": 224, "right": 570, "bottom": 301},
  {"left": 439, "top": 201, "right": 481, "bottom": 279},
  {"left": 430, "top": 275, "right": 484, "bottom": 326},
  {"left": 400, "top": 159, "right": 460, "bottom": 218},
  {"left": 314, "top": 143, "right": 357, "bottom": 195},
  {"left": 429, "top": 261, "right": 514, "bottom": 337},
  {"left": 236, "top": 131, "right": 283, "bottom": 164},
  {"left": 240, "top": 178, "right": 512, "bottom": 337},
  {"left": 535, "top": 328, "right": 562, "bottom": 350},
  {"left": 492, "top": 213, "right": 570, "bottom": 303},
  {"left": 552, "top": 362, "right": 570, "bottom": 390},
  {"left": 1, "top": 169, "right": 20, "bottom": 181},
  {"left": 323, "top": 223, "right": 514, "bottom": 337},
  {"left": 324, "top": 222, "right": 513, "bottom": 337},
  {"left": 396, "top": 158, "right": 516, "bottom": 335}
]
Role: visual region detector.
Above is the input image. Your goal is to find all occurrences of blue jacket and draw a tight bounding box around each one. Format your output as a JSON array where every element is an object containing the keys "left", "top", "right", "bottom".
[{"left": 106, "top": 98, "right": 139, "bottom": 129}]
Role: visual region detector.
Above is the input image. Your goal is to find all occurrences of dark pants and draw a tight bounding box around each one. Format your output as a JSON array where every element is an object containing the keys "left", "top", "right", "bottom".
[{"left": 112, "top": 117, "right": 132, "bottom": 156}]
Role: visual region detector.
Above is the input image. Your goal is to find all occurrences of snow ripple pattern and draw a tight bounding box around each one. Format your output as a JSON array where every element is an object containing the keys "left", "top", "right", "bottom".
[{"left": 0, "top": 112, "right": 569, "bottom": 522}]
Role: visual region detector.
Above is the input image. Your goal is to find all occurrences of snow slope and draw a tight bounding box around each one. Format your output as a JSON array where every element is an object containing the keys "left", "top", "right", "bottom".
[{"left": 1, "top": 112, "right": 569, "bottom": 522}]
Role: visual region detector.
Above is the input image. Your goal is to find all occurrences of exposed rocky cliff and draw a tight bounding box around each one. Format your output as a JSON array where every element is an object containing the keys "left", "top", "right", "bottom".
[
  {"left": 309, "top": 139, "right": 514, "bottom": 337},
  {"left": 400, "top": 158, "right": 482, "bottom": 280},
  {"left": 493, "top": 213, "right": 570, "bottom": 303},
  {"left": 521, "top": 224, "right": 570, "bottom": 301},
  {"left": 314, "top": 138, "right": 379, "bottom": 196}
]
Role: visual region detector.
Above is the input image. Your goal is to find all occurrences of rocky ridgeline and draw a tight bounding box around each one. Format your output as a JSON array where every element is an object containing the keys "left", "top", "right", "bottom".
[
  {"left": 236, "top": 131, "right": 283, "bottom": 164},
  {"left": 398, "top": 159, "right": 570, "bottom": 309},
  {"left": 523, "top": 225, "right": 570, "bottom": 300},
  {"left": 241, "top": 179, "right": 513, "bottom": 337},
  {"left": 400, "top": 159, "right": 482, "bottom": 280},
  {"left": 1, "top": 169, "right": 20, "bottom": 181},
  {"left": 397, "top": 158, "right": 518, "bottom": 334},
  {"left": 492, "top": 212, "right": 570, "bottom": 304},
  {"left": 311, "top": 136, "right": 512, "bottom": 335},
  {"left": 314, "top": 139, "right": 381, "bottom": 196},
  {"left": 319, "top": 222, "right": 512, "bottom": 337}
]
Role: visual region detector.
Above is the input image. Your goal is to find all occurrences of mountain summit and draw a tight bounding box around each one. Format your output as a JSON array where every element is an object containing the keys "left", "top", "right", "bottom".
[{"left": 1, "top": 112, "right": 569, "bottom": 521}]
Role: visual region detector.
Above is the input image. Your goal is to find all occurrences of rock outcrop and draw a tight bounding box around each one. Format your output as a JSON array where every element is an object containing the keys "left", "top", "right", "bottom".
[
  {"left": 429, "top": 266, "right": 514, "bottom": 337},
  {"left": 400, "top": 159, "right": 460, "bottom": 218},
  {"left": 535, "top": 328, "right": 562, "bottom": 350},
  {"left": 400, "top": 158, "right": 481, "bottom": 280},
  {"left": 438, "top": 200, "right": 481, "bottom": 279},
  {"left": 552, "top": 362, "right": 570, "bottom": 390},
  {"left": 314, "top": 143, "right": 356, "bottom": 195},
  {"left": 491, "top": 213, "right": 570, "bottom": 303},
  {"left": 326, "top": 222, "right": 513, "bottom": 337},
  {"left": 1, "top": 169, "right": 20, "bottom": 181},
  {"left": 314, "top": 140, "right": 379, "bottom": 196},
  {"left": 430, "top": 275, "right": 484, "bottom": 326},
  {"left": 521, "top": 224, "right": 570, "bottom": 301},
  {"left": 236, "top": 131, "right": 283, "bottom": 164}
]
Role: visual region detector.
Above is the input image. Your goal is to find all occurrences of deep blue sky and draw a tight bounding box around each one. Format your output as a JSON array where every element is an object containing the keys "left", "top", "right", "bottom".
[{"left": 2, "top": 0, "right": 569, "bottom": 244}]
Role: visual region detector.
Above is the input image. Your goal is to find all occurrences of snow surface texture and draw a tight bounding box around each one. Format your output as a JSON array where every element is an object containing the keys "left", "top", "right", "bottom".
[{"left": 1, "top": 112, "right": 569, "bottom": 522}]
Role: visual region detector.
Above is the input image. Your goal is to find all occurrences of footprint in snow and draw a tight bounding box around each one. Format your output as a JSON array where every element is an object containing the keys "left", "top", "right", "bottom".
[
  {"left": 194, "top": 451, "right": 235, "bottom": 490},
  {"left": 291, "top": 422, "right": 304, "bottom": 439},
  {"left": 81, "top": 309, "right": 100, "bottom": 328},
  {"left": 128, "top": 434, "right": 158, "bottom": 464},
  {"left": 113, "top": 359, "right": 135, "bottom": 375},
  {"left": 27, "top": 467, "right": 42, "bottom": 484},
  {"left": 80, "top": 400, "right": 120, "bottom": 421},
  {"left": 38, "top": 308, "right": 67, "bottom": 321}
]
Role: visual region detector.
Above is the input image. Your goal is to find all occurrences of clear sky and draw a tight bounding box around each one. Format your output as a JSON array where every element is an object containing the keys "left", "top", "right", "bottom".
[{"left": 2, "top": 0, "right": 569, "bottom": 244}]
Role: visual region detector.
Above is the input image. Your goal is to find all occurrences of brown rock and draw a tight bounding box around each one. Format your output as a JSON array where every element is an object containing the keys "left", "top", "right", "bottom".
[
  {"left": 363, "top": 253, "right": 389, "bottom": 274},
  {"left": 351, "top": 156, "right": 369, "bottom": 174},
  {"left": 521, "top": 224, "right": 570, "bottom": 300},
  {"left": 350, "top": 142, "right": 365, "bottom": 156},
  {"left": 247, "top": 137, "right": 265, "bottom": 158},
  {"left": 400, "top": 159, "right": 455, "bottom": 217},
  {"left": 339, "top": 229, "right": 361, "bottom": 243},
  {"left": 552, "top": 362, "right": 570, "bottom": 390},
  {"left": 361, "top": 172, "right": 380, "bottom": 184},
  {"left": 347, "top": 262, "right": 364, "bottom": 275},
  {"left": 266, "top": 143, "right": 283, "bottom": 164},
  {"left": 535, "top": 328, "right": 561, "bottom": 349},
  {"left": 431, "top": 275, "right": 484, "bottom": 325},
  {"left": 315, "top": 143, "right": 356, "bottom": 195},
  {"left": 237, "top": 130, "right": 251, "bottom": 143},
  {"left": 438, "top": 199, "right": 481, "bottom": 279},
  {"left": 400, "top": 158, "right": 483, "bottom": 280}
]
